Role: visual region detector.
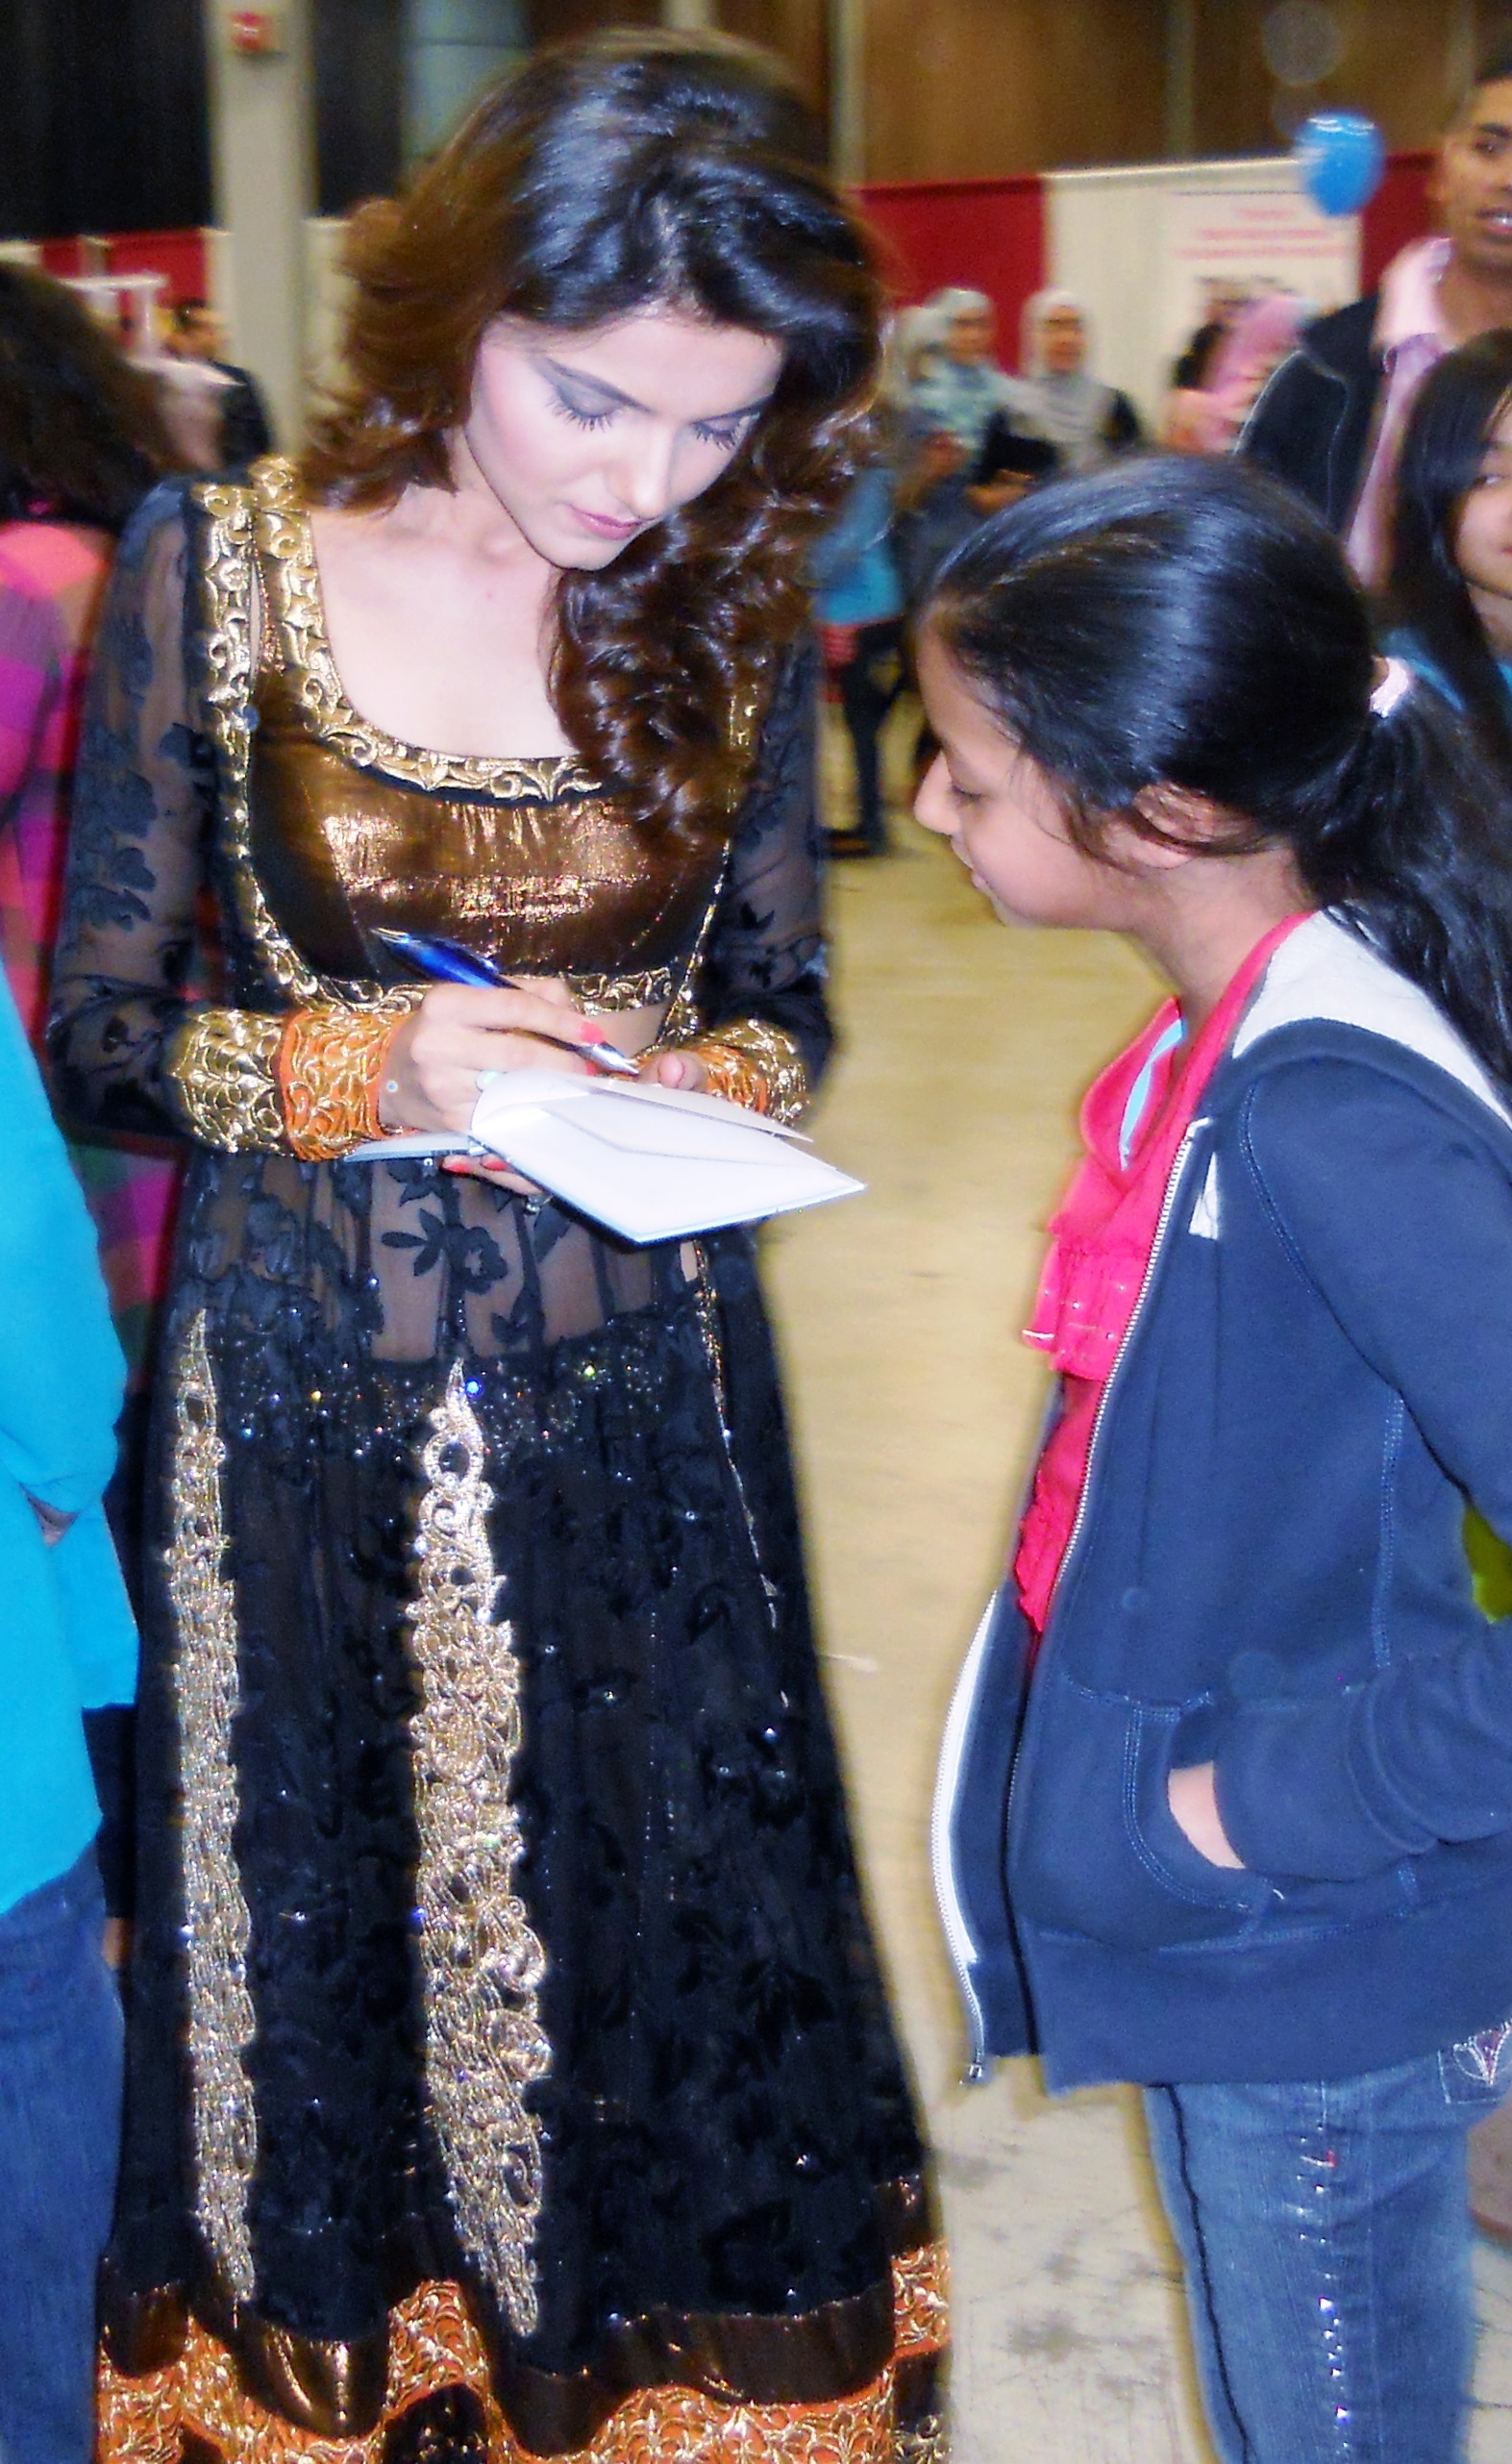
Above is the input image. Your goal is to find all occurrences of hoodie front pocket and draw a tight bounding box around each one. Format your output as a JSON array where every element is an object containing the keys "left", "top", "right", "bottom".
[{"left": 1010, "top": 1672, "right": 1273, "bottom": 1951}]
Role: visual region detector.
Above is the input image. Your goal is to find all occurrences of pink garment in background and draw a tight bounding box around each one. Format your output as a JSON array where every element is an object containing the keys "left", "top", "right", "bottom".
[
  {"left": 0, "top": 520, "right": 181, "bottom": 1374},
  {"left": 1176, "top": 293, "right": 1308, "bottom": 455},
  {"left": 1344, "top": 236, "right": 1452, "bottom": 590}
]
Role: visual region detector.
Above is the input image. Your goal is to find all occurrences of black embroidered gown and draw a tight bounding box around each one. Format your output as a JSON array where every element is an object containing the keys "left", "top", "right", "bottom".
[{"left": 51, "top": 461, "right": 945, "bottom": 2463}]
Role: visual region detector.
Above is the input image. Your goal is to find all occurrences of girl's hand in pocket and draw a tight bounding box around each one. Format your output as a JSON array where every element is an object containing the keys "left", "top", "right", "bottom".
[{"left": 1167, "top": 1763, "right": 1246, "bottom": 1869}]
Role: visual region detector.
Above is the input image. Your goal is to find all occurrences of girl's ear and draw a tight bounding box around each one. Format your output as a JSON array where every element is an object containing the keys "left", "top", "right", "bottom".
[{"left": 1127, "top": 783, "right": 1239, "bottom": 860}]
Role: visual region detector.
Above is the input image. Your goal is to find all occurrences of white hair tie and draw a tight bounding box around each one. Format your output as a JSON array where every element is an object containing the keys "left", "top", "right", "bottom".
[{"left": 1370, "top": 656, "right": 1414, "bottom": 719}]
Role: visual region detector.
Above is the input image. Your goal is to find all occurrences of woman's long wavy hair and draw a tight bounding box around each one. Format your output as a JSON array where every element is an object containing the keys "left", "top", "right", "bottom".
[
  {"left": 302, "top": 31, "right": 882, "bottom": 838},
  {"left": 927, "top": 456, "right": 1512, "bottom": 1095},
  {"left": 1387, "top": 332, "right": 1512, "bottom": 774},
  {"left": 0, "top": 265, "right": 173, "bottom": 531}
]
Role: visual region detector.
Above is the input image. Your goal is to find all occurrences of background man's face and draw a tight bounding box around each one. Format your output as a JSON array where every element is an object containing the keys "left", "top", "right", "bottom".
[
  {"left": 174, "top": 306, "right": 224, "bottom": 361},
  {"left": 1436, "top": 80, "right": 1512, "bottom": 279}
]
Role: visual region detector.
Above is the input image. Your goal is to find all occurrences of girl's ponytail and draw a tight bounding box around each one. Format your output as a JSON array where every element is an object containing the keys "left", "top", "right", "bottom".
[
  {"left": 929, "top": 456, "right": 1512, "bottom": 1098},
  {"left": 1301, "top": 677, "right": 1512, "bottom": 1088}
]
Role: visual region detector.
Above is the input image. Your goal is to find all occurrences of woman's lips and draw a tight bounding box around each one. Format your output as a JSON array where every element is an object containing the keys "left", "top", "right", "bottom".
[{"left": 568, "top": 505, "right": 643, "bottom": 540}]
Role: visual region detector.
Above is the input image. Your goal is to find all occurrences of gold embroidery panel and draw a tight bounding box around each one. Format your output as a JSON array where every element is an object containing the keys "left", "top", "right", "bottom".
[
  {"left": 892, "top": 2243, "right": 950, "bottom": 2358},
  {"left": 252, "top": 460, "right": 598, "bottom": 803},
  {"left": 195, "top": 482, "right": 326, "bottom": 1008},
  {"left": 407, "top": 1366, "right": 551, "bottom": 2336},
  {"left": 167, "top": 1311, "right": 260, "bottom": 2302},
  {"left": 167, "top": 1008, "right": 286, "bottom": 1152}
]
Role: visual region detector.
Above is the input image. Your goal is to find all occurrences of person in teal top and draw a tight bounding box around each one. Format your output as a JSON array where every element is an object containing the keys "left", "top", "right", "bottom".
[{"left": 0, "top": 961, "right": 136, "bottom": 2464}]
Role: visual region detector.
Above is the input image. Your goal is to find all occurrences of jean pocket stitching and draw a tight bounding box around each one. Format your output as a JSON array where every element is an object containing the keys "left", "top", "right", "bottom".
[{"left": 1442, "top": 2020, "right": 1512, "bottom": 2101}]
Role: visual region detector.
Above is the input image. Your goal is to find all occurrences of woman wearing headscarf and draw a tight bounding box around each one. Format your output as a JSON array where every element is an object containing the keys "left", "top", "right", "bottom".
[{"left": 970, "top": 290, "right": 1142, "bottom": 512}]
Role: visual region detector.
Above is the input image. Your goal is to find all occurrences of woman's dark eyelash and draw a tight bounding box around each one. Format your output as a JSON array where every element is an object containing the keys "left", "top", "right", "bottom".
[
  {"left": 554, "top": 395, "right": 614, "bottom": 431},
  {"left": 692, "top": 421, "right": 745, "bottom": 449}
]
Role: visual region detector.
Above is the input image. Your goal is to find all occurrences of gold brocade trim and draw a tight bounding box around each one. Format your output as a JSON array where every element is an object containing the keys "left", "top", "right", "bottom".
[
  {"left": 252, "top": 459, "right": 598, "bottom": 802},
  {"left": 167, "top": 1312, "right": 260, "bottom": 2303},
  {"left": 567, "top": 966, "right": 676, "bottom": 1016},
  {"left": 680, "top": 1019, "right": 808, "bottom": 1128},
  {"left": 194, "top": 480, "right": 327, "bottom": 1007},
  {"left": 408, "top": 1366, "right": 551, "bottom": 2336},
  {"left": 892, "top": 2243, "right": 950, "bottom": 2359},
  {"left": 168, "top": 1008, "right": 287, "bottom": 1151},
  {"left": 98, "top": 2279, "right": 913, "bottom": 2463},
  {"left": 278, "top": 996, "right": 421, "bottom": 1160}
]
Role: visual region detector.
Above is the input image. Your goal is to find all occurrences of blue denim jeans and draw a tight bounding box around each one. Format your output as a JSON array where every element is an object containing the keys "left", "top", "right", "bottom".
[
  {"left": 0, "top": 1850, "right": 122, "bottom": 2464},
  {"left": 1145, "top": 2026, "right": 1512, "bottom": 2464}
]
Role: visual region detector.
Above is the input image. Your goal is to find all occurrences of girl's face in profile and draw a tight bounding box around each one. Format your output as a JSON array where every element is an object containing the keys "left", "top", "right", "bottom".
[
  {"left": 461, "top": 306, "right": 782, "bottom": 571},
  {"left": 1455, "top": 398, "right": 1512, "bottom": 622},
  {"left": 914, "top": 632, "right": 1137, "bottom": 931}
]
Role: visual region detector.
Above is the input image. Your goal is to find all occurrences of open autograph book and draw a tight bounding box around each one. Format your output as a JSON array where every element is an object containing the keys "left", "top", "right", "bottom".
[{"left": 349, "top": 1069, "right": 864, "bottom": 1245}]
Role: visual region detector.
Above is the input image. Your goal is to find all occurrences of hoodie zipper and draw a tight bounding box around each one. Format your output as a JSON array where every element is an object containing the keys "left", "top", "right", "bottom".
[{"left": 930, "top": 1595, "right": 1000, "bottom": 2081}]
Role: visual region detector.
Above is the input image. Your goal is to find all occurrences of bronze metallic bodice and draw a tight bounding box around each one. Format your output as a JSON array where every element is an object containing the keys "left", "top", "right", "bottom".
[{"left": 242, "top": 460, "right": 728, "bottom": 1004}]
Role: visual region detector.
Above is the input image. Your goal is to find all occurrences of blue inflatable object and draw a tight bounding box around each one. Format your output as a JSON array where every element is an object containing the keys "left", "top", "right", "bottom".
[{"left": 1295, "top": 112, "right": 1386, "bottom": 217}]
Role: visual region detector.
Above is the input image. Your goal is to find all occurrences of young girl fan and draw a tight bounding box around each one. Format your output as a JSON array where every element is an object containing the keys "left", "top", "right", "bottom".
[{"left": 924, "top": 456, "right": 1512, "bottom": 2464}]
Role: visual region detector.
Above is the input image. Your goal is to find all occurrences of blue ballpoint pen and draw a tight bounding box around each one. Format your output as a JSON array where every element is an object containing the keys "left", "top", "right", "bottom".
[{"left": 371, "top": 927, "right": 642, "bottom": 1077}]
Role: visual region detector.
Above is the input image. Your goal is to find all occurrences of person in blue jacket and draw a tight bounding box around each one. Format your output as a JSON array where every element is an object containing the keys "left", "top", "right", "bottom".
[
  {"left": 813, "top": 459, "right": 905, "bottom": 854},
  {"left": 915, "top": 454, "right": 1512, "bottom": 2464},
  {"left": 0, "top": 964, "right": 136, "bottom": 2464}
]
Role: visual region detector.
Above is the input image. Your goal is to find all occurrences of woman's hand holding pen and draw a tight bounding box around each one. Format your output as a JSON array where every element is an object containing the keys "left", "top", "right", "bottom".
[
  {"left": 378, "top": 979, "right": 600, "bottom": 1135},
  {"left": 375, "top": 965, "right": 711, "bottom": 1186},
  {"left": 381, "top": 981, "right": 603, "bottom": 1190}
]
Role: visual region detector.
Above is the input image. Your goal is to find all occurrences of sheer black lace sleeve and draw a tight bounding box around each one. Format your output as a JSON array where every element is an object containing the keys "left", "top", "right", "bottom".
[
  {"left": 48, "top": 485, "right": 223, "bottom": 1141},
  {"left": 689, "top": 637, "right": 832, "bottom": 1122}
]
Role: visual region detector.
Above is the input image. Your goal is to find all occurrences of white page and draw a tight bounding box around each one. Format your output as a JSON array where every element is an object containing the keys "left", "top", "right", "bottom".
[{"left": 346, "top": 1070, "right": 863, "bottom": 1241}]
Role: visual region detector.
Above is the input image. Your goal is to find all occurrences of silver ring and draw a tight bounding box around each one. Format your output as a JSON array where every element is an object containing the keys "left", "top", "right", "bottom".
[{"left": 475, "top": 1068, "right": 499, "bottom": 1092}]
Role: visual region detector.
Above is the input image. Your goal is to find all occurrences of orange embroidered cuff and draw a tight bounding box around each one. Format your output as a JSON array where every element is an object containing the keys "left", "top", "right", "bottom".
[
  {"left": 275, "top": 999, "right": 417, "bottom": 1161},
  {"left": 675, "top": 1018, "right": 808, "bottom": 1127}
]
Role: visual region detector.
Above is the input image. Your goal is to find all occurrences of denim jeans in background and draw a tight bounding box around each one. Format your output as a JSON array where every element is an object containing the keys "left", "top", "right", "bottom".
[
  {"left": 1146, "top": 2028, "right": 1512, "bottom": 2464},
  {"left": 0, "top": 1850, "right": 122, "bottom": 2464}
]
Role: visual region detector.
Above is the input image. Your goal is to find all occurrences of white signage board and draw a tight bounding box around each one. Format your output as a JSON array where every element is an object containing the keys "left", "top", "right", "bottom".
[
  {"left": 1048, "top": 158, "right": 1363, "bottom": 426},
  {"left": 1161, "top": 180, "right": 1360, "bottom": 366}
]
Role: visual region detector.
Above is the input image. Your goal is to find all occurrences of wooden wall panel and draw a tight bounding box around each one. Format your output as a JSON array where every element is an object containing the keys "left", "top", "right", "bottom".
[
  {"left": 859, "top": 0, "right": 1167, "bottom": 183},
  {"left": 1191, "top": 0, "right": 1483, "bottom": 160},
  {"left": 716, "top": 0, "right": 829, "bottom": 115}
]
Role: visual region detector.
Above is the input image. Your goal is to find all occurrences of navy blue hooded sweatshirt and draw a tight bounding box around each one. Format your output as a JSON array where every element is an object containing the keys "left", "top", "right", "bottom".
[{"left": 934, "top": 913, "right": 1512, "bottom": 2091}]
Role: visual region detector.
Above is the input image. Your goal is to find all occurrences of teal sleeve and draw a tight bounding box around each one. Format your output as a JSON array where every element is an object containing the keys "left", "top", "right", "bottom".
[{"left": 0, "top": 972, "right": 126, "bottom": 1510}]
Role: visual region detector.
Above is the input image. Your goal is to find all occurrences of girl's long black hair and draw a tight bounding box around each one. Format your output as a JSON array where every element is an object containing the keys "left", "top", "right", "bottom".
[
  {"left": 928, "top": 454, "right": 1512, "bottom": 1095},
  {"left": 1387, "top": 330, "right": 1512, "bottom": 774}
]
